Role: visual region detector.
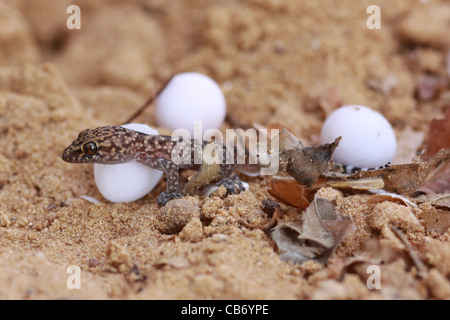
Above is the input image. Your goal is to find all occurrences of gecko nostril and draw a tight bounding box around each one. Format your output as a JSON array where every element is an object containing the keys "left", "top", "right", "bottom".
[{"left": 61, "top": 147, "right": 71, "bottom": 161}]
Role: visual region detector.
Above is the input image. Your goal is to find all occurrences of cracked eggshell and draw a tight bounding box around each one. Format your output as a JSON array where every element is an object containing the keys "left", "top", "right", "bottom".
[
  {"left": 320, "top": 105, "right": 397, "bottom": 168},
  {"left": 94, "top": 123, "right": 163, "bottom": 203},
  {"left": 155, "top": 72, "right": 226, "bottom": 136}
]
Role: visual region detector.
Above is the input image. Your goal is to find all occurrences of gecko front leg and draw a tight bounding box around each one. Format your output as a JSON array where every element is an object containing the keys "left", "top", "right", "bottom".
[{"left": 137, "top": 155, "right": 182, "bottom": 206}]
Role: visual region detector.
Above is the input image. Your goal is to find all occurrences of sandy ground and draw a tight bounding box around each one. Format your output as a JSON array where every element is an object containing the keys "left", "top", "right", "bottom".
[{"left": 0, "top": 0, "right": 449, "bottom": 299}]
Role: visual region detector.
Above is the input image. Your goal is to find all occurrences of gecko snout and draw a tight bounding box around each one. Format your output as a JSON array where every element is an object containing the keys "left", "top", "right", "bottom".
[
  {"left": 61, "top": 145, "right": 78, "bottom": 163},
  {"left": 61, "top": 144, "right": 88, "bottom": 163}
]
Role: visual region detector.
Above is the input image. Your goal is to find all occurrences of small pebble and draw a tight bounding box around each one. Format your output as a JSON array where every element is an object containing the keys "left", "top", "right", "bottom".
[
  {"left": 155, "top": 72, "right": 226, "bottom": 136},
  {"left": 321, "top": 105, "right": 397, "bottom": 169},
  {"left": 155, "top": 198, "right": 200, "bottom": 234},
  {"left": 94, "top": 123, "right": 163, "bottom": 203}
]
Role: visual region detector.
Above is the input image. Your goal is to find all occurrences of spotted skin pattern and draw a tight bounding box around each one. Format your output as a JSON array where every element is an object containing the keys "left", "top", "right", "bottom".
[{"left": 62, "top": 126, "right": 246, "bottom": 205}]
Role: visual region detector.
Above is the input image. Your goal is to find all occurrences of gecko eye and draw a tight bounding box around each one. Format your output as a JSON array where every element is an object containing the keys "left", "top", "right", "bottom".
[{"left": 82, "top": 141, "right": 98, "bottom": 156}]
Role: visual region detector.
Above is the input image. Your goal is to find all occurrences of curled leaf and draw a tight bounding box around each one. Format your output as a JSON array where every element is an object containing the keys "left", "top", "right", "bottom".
[
  {"left": 267, "top": 176, "right": 315, "bottom": 209},
  {"left": 281, "top": 137, "right": 341, "bottom": 187},
  {"left": 367, "top": 190, "right": 418, "bottom": 208},
  {"left": 416, "top": 164, "right": 450, "bottom": 195},
  {"left": 424, "top": 106, "right": 450, "bottom": 159},
  {"left": 327, "top": 178, "right": 384, "bottom": 191},
  {"left": 417, "top": 107, "right": 450, "bottom": 195},
  {"left": 270, "top": 195, "right": 355, "bottom": 264},
  {"left": 338, "top": 148, "right": 450, "bottom": 194}
]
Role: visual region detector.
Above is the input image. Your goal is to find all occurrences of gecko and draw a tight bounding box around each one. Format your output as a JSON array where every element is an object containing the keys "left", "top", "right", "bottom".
[{"left": 61, "top": 126, "right": 253, "bottom": 206}]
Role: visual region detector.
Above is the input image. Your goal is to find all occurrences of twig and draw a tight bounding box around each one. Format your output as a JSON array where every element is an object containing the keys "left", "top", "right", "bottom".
[
  {"left": 122, "top": 74, "right": 175, "bottom": 125},
  {"left": 391, "top": 227, "right": 427, "bottom": 279}
]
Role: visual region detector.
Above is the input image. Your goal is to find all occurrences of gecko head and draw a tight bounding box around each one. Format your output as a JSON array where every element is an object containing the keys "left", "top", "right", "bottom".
[{"left": 62, "top": 126, "right": 138, "bottom": 164}]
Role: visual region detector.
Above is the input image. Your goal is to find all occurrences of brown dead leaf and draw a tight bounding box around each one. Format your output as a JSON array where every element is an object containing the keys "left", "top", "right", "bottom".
[
  {"left": 270, "top": 195, "right": 355, "bottom": 264},
  {"left": 420, "top": 207, "right": 450, "bottom": 234},
  {"left": 415, "top": 106, "right": 450, "bottom": 195},
  {"left": 447, "top": 49, "right": 450, "bottom": 78},
  {"left": 267, "top": 176, "right": 313, "bottom": 209},
  {"left": 326, "top": 178, "right": 384, "bottom": 191},
  {"left": 417, "top": 164, "right": 450, "bottom": 195},
  {"left": 367, "top": 192, "right": 417, "bottom": 207},
  {"left": 342, "top": 148, "right": 450, "bottom": 194},
  {"left": 264, "top": 130, "right": 341, "bottom": 206},
  {"left": 281, "top": 137, "right": 341, "bottom": 187},
  {"left": 391, "top": 227, "right": 428, "bottom": 279},
  {"left": 424, "top": 106, "right": 450, "bottom": 159},
  {"left": 423, "top": 194, "right": 450, "bottom": 209}
]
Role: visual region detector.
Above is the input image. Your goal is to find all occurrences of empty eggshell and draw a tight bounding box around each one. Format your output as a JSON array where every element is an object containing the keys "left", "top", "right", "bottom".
[
  {"left": 94, "top": 123, "right": 163, "bottom": 203},
  {"left": 320, "top": 105, "right": 397, "bottom": 169},
  {"left": 155, "top": 72, "right": 226, "bottom": 136}
]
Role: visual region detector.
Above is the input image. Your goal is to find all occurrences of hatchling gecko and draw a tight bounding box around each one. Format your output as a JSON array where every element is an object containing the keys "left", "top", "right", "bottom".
[{"left": 61, "top": 126, "right": 255, "bottom": 206}]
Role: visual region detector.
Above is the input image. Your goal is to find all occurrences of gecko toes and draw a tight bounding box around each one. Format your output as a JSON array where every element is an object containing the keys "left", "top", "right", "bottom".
[
  {"left": 217, "top": 176, "right": 245, "bottom": 195},
  {"left": 158, "top": 191, "right": 182, "bottom": 206}
]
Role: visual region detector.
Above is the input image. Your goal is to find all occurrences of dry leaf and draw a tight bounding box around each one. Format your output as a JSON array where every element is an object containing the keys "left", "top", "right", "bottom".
[
  {"left": 417, "top": 164, "right": 450, "bottom": 195},
  {"left": 341, "top": 148, "right": 450, "bottom": 194},
  {"left": 420, "top": 207, "right": 450, "bottom": 234},
  {"left": 391, "top": 227, "right": 427, "bottom": 279},
  {"left": 367, "top": 191, "right": 417, "bottom": 208},
  {"left": 415, "top": 107, "right": 450, "bottom": 194},
  {"left": 346, "top": 238, "right": 421, "bottom": 283},
  {"left": 424, "top": 106, "right": 450, "bottom": 159},
  {"left": 270, "top": 195, "right": 355, "bottom": 264},
  {"left": 267, "top": 176, "right": 313, "bottom": 209},
  {"left": 447, "top": 49, "right": 450, "bottom": 78},
  {"left": 281, "top": 137, "right": 341, "bottom": 187},
  {"left": 326, "top": 178, "right": 384, "bottom": 191},
  {"left": 269, "top": 176, "right": 384, "bottom": 209},
  {"left": 420, "top": 194, "right": 450, "bottom": 209}
]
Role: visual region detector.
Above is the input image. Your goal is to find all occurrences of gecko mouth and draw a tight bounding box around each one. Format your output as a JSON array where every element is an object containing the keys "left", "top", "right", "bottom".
[{"left": 61, "top": 147, "right": 90, "bottom": 163}]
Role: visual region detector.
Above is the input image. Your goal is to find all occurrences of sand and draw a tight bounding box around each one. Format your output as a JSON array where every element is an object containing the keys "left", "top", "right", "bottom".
[{"left": 0, "top": 0, "right": 449, "bottom": 300}]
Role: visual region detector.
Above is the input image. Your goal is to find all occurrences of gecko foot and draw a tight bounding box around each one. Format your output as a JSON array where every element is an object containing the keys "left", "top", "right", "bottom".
[
  {"left": 217, "top": 176, "right": 246, "bottom": 195},
  {"left": 158, "top": 191, "right": 182, "bottom": 206}
]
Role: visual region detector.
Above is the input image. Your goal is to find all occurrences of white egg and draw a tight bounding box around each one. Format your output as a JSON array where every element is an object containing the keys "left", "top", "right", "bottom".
[
  {"left": 155, "top": 72, "right": 226, "bottom": 136},
  {"left": 94, "top": 123, "right": 163, "bottom": 203},
  {"left": 320, "top": 105, "right": 397, "bottom": 169}
]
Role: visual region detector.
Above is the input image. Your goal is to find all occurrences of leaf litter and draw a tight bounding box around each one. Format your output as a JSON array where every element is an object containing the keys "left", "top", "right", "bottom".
[
  {"left": 270, "top": 194, "right": 355, "bottom": 264},
  {"left": 263, "top": 122, "right": 450, "bottom": 264}
]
